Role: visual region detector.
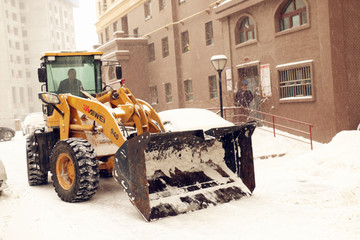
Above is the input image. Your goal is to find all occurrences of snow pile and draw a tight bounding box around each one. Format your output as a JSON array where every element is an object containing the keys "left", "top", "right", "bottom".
[
  {"left": 295, "top": 131, "right": 360, "bottom": 207},
  {"left": 1, "top": 127, "right": 360, "bottom": 239},
  {"left": 304, "top": 131, "right": 360, "bottom": 174},
  {"left": 159, "top": 108, "right": 233, "bottom": 132}
]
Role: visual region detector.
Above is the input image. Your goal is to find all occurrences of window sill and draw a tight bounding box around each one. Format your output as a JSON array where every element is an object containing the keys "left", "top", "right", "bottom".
[
  {"left": 235, "top": 39, "right": 257, "bottom": 49},
  {"left": 279, "top": 96, "right": 314, "bottom": 104},
  {"left": 275, "top": 24, "right": 310, "bottom": 37}
]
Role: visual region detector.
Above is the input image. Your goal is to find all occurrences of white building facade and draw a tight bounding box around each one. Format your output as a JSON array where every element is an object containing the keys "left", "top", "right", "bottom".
[{"left": 0, "top": 0, "right": 78, "bottom": 128}]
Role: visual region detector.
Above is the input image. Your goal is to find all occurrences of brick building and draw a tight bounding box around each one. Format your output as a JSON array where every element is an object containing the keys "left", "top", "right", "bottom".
[{"left": 95, "top": 0, "right": 360, "bottom": 143}]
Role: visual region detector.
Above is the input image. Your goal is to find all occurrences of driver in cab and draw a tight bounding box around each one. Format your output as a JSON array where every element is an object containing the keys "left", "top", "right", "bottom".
[{"left": 58, "top": 68, "right": 83, "bottom": 96}]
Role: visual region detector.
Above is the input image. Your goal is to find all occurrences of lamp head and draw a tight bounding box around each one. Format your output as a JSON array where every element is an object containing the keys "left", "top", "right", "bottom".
[{"left": 211, "top": 55, "right": 228, "bottom": 71}]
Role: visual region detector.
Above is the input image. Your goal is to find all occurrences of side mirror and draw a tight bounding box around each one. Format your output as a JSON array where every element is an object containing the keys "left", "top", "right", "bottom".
[
  {"left": 116, "top": 65, "right": 122, "bottom": 80},
  {"left": 38, "top": 68, "right": 47, "bottom": 83},
  {"left": 38, "top": 92, "right": 60, "bottom": 105}
]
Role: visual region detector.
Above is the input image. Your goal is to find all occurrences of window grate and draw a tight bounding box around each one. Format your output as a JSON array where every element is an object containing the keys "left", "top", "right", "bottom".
[{"left": 279, "top": 66, "right": 312, "bottom": 99}]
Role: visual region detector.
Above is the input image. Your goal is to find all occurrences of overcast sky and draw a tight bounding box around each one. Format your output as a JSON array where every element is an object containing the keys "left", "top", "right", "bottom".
[{"left": 73, "top": 0, "right": 98, "bottom": 51}]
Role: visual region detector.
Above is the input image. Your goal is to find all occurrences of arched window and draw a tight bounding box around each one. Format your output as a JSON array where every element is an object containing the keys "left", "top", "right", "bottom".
[
  {"left": 280, "top": 0, "right": 307, "bottom": 31},
  {"left": 235, "top": 17, "right": 255, "bottom": 45}
]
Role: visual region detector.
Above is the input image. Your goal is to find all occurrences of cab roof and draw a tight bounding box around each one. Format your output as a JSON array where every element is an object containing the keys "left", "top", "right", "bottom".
[{"left": 40, "top": 51, "right": 103, "bottom": 59}]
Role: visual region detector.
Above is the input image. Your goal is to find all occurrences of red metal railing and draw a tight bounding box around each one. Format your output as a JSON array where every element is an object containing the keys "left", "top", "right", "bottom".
[{"left": 209, "top": 106, "right": 314, "bottom": 150}]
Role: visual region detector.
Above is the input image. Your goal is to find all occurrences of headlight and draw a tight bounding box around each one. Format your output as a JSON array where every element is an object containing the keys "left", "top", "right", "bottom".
[{"left": 38, "top": 92, "right": 61, "bottom": 105}]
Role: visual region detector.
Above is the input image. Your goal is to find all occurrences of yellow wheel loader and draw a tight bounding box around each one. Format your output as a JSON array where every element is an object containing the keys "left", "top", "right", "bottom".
[{"left": 27, "top": 51, "right": 256, "bottom": 221}]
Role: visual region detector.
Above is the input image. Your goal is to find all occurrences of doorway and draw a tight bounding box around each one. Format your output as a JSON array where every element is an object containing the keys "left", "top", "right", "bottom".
[{"left": 237, "top": 66, "right": 261, "bottom": 120}]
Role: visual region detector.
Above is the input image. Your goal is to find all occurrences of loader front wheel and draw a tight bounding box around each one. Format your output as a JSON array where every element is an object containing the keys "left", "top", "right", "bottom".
[
  {"left": 50, "top": 138, "right": 99, "bottom": 202},
  {"left": 26, "top": 135, "right": 48, "bottom": 186}
]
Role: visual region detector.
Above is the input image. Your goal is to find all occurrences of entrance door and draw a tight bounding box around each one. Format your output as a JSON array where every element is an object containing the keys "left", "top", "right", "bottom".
[{"left": 237, "top": 66, "right": 260, "bottom": 118}]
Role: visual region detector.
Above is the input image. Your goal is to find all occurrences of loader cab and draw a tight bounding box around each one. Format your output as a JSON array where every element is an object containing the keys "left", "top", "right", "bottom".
[{"left": 38, "top": 52, "right": 103, "bottom": 96}]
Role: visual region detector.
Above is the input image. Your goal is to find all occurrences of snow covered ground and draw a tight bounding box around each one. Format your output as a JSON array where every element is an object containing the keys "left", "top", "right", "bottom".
[{"left": 0, "top": 128, "right": 359, "bottom": 240}]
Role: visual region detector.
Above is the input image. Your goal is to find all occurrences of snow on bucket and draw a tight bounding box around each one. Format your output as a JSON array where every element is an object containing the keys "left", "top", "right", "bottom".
[{"left": 113, "top": 122, "right": 256, "bottom": 221}]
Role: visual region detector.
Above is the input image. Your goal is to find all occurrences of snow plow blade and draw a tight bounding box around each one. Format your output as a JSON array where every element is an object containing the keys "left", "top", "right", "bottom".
[{"left": 113, "top": 122, "right": 256, "bottom": 221}]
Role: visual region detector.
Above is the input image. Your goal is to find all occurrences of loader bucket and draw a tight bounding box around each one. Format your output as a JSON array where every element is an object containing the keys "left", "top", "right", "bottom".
[{"left": 113, "top": 122, "right": 256, "bottom": 221}]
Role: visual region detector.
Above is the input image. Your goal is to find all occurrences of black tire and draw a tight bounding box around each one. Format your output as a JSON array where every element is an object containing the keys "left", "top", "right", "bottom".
[
  {"left": 3, "top": 131, "right": 13, "bottom": 141},
  {"left": 26, "top": 136, "right": 48, "bottom": 186},
  {"left": 50, "top": 138, "right": 99, "bottom": 202}
]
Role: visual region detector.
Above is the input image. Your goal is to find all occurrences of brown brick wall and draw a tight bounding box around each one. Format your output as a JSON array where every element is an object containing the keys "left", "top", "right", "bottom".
[{"left": 97, "top": 0, "right": 360, "bottom": 143}]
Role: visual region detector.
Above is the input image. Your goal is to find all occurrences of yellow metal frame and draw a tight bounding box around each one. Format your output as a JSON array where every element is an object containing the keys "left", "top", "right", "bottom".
[{"left": 47, "top": 86, "right": 165, "bottom": 149}]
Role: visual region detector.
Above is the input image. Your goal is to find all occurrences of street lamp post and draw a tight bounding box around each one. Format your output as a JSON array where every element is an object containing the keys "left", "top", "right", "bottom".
[{"left": 211, "top": 55, "right": 227, "bottom": 118}]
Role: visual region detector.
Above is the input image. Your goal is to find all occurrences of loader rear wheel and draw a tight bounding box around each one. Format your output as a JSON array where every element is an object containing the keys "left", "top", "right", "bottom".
[
  {"left": 50, "top": 138, "right": 99, "bottom": 202},
  {"left": 26, "top": 136, "right": 48, "bottom": 186}
]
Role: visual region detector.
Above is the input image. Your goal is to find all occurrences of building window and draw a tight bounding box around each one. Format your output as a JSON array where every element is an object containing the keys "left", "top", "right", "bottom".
[
  {"left": 113, "top": 21, "right": 118, "bottom": 32},
  {"left": 108, "top": 66, "right": 115, "bottom": 80},
  {"left": 98, "top": 2, "right": 101, "bottom": 15},
  {"left": 235, "top": 16, "right": 255, "bottom": 44},
  {"left": 150, "top": 85, "right": 158, "bottom": 104},
  {"left": 103, "top": 0, "right": 107, "bottom": 11},
  {"left": 278, "top": 63, "right": 312, "bottom": 100},
  {"left": 148, "top": 43, "right": 155, "bottom": 62},
  {"left": 159, "top": 0, "right": 165, "bottom": 10},
  {"left": 105, "top": 27, "right": 109, "bottom": 42},
  {"left": 205, "top": 21, "right": 213, "bottom": 46},
  {"left": 121, "top": 15, "right": 129, "bottom": 36},
  {"left": 280, "top": 0, "right": 307, "bottom": 31},
  {"left": 12, "top": 87, "right": 17, "bottom": 104},
  {"left": 28, "top": 87, "right": 33, "bottom": 102},
  {"left": 165, "top": 83, "right": 172, "bottom": 103},
  {"left": 133, "top": 28, "right": 139, "bottom": 37},
  {"left": 100, "top": 33, "right": 104, "bottom": 44},
  {"left": 181, "top": 31, "right": 190, "bottom": 53},
  {"left": 12, "top": 12, "right": 17, "bottom": 21},
  {"left": 20, "top": 87, "right": 24, "bottom": 104},
  {"left": 162, "top": 37, "right": 169, "bottom": 58},
  {"left": 208, "top": 75, "right": 218, "bottom": 99},
  {"left": 144, "top": 0, "right": 152, "bottom": 20},
  {"left": 184, "top": 79, "right": 193, "bottom": 101}
]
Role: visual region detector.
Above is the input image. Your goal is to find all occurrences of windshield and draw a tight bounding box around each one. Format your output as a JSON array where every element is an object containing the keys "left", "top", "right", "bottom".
[{"left": 45, "top": 55, "right": 102, "bottom": 96}]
